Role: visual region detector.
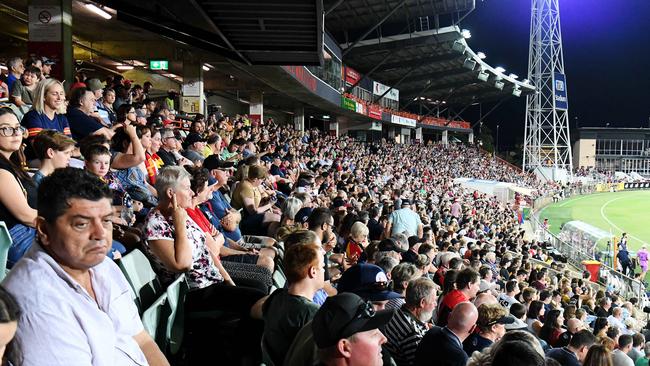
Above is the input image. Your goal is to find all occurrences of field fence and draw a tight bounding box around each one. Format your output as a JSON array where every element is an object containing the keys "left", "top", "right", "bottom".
[{"left": 530, "top": 186, "right": 646, "bottom": 305}]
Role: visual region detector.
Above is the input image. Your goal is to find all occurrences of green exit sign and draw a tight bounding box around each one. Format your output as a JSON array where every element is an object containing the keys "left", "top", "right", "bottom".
[{"left": 149, "top": 60, "right": 169, "bottom": 70}]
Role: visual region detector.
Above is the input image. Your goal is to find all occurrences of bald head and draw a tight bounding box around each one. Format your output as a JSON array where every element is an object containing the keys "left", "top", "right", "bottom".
[
  {"left": 567, "top": 318, "right": 582, "bottom": 333},
  {"left": 473, "top": 292, "right": 497, "bottom": 308},
  {"left": 447, "top": 302, "right": 478, "bottom": 342}
]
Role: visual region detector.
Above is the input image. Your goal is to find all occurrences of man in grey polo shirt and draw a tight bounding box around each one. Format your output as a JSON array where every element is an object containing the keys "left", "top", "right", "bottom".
[{"left": 2, "top": 167, "right": 168, "bottom": 366}]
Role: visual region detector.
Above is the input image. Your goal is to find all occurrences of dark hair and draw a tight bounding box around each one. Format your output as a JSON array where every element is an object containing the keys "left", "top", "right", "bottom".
[
  {"left": 455, "top": 268, "right": 479, "bottom": 290},
  {"left": 570, "top": 329, "right": 597, "bottom": 349},
  {"left": 506, "top": 279, "right": 518, "bottom": 293},
  {"left": 606, "top": 326, "right": 619, "bottom": 340},
  {"left": 83, "top": 144, "right": 110, "bottom": 161},
  {"left": 116, "top": 103, "right": 133, "bottom": 123},
  {"left": 618, "top": 334, "right": 633, "bottom": 349},
  {"left": 307, "top": 207, "right": 333, "bottom": 231},
  {"left": 510, "top": 302, "right": 527, "bottom": 319},
  {"left": 632, "top": 332, "right": 645, "bottom": 347},
  {"left": 185, "top": 166, "right": 210, "bottom": 194},
  {"left": 68, "top": 87, "right": 91, "bottom": 108},
  {"left": 135, "top": 125, "right": 151, "bottom": 139},
  {"left": 442, "top": 269, "right": 458, "bottom": 295},
  {"left": 24, "top": 65, "right": 42, "bottom": 79},
  {"left": 32, "top": 130, "right": 75, "bottom": 160},
  {"left": 0, "top": 109, "right": 31, "bottom": 183},
  {"left": 539, "top": 309, "right": 562, "bottom": 343},
  {"left": 492, "top": 340, "right": 545, "bottom": 366},
  {"left": 102, "top": 87, "right": 115, "bottom": 98},
  {"left": 527, "top": 300, "right": 544, "bottom": 320},
  {"left": 479, "top": 265, "right": 491, "bottom": 279},
  {"left": 0, "top": 286, "right": 21, "bottom": 365},
  {"left": 79, "top": 134, "right": 110, "bottom": 159},
  {"left": 110, "top": 127, "right": 133, "bottom": 153},
  {"left": 38, "top": 167, "right": 112, "bottom": 223},
  {"left": 592, "top": 317, "right": 609, "bottom": 336}
]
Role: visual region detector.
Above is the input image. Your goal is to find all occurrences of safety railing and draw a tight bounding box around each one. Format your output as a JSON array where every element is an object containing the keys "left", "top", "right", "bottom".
[{"left": 529, "top": 186, "right": 646, "bottom": 304}]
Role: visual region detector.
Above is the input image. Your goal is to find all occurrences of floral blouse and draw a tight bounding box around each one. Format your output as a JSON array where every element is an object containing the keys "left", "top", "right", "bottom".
[{"left": 144, "top": 208, "right": 223, "bottom": 289}]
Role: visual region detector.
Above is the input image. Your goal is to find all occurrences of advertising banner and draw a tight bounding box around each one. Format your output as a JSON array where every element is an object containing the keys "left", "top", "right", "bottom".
[
  {"left": 341, "top": 96, "right": 356, "bottom": 111},
  {"left": 391, "top": 115, "right": 416, "bottom": 128},
  {"left": 624, "top": 182, "right": 650, "bottom": 190},
  {"left": 355, "top": 102, "right": 367, "bottom": 115},
  {"left": 554, "top": 73, "right": 568, "bottom": 110},
  {"left": 373, "top": 81, "right": 400, "bottom": 101},
  {"left": 344, "top": 67, "right": 361, "bottom": 87},
  {"left": 368, "top": 105, "right": 382, "bottom": 120}
]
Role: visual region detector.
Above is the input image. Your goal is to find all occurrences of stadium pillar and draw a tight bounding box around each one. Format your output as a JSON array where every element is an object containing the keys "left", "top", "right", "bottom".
[
  {"left": 249, "top": 91, "right": 264, "bottom": 126},
  {"left": 468, "top": 131, "right": 474, "bottom": 144},
  {"left": 442, "top": 130, "right": 448, "bottom": 145},
  {"left": 293, "top": 107, "right": 305, "bottom": 131},
  {"left": 28, "top": 0, "right": 74, "bottom": 88},
  {"left": 415, "top": 127, "right": 423, "bottom": 143},
  {"left": 180, "top": 61, "right": 204, "bottom": 115},
  {"left": 387, "top": 126, "right": 396, "bottom": 141},
  {"left": 329, "top": 118, "right": 341, "bottom": 137}
]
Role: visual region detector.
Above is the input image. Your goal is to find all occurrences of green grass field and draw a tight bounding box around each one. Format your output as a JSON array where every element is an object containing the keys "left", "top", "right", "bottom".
[{"left": 539, "top": 190, "right": 650, "bottom": 251}]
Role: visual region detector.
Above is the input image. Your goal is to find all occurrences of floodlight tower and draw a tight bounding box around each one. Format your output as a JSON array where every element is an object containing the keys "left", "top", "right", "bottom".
[{"left": 523, "top": 0, "right": 573, "bottom": 181}]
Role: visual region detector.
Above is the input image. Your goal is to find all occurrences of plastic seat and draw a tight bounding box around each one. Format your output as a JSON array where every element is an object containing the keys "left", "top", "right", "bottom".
[
  {"left": 118, "top": 249, "right": 162, "bottom": 312},
  {"left": 0, "top": 222, "right": 12, "bottom": 281},
  {"left": 272, "top": 268, "right": 287, "bottom": 289},
  {"left": 165, "top": 274, "right": 188, "bottom": 355},
  {"left": 141, "top": 292, "right": 169, "bottom": 351}
]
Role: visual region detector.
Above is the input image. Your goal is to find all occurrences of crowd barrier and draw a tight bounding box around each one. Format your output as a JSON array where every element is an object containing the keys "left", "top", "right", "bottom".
[{"left": 529, "top": 186, "right": 647, "bottom": 304}]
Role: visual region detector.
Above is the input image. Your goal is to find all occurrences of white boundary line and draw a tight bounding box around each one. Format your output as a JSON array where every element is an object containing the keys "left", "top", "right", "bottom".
[{"left": 599, "top": 194, "right": 646, "bottom": 244}]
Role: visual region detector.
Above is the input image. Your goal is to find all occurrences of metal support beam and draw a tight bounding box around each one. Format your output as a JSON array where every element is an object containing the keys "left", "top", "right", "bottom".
[
  {"left": 470, "top": 99, "right": 507, "bottom": 129},
  {"left": 186, "top": 0, "right": 252, "bottom": 65},
  {"left": 444, "top": 103, "right": 472, "bottom": 126},
  {"left": 325, "top": 0, "right": 346, "bottom": 16},
  {"left": 342, "top": 0, "right": 408, "bottom": 56},
  {"left": 401, "top": 82, "right": 449, "bottom": 110},
  {"left": 372, "top": 66, "right": 416, "bottom": 103},
  {"left": 344, "top": 51, "right": 393, "bottom": 94}
]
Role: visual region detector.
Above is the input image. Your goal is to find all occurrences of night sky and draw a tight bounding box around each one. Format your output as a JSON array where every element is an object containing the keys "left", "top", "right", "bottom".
[{"left": 462, "top": 0, "right": 650, "bottom": 149}]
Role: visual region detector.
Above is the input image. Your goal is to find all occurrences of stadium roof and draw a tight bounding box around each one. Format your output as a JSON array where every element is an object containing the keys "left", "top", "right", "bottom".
[{"left": 341, "top": 26, "right": 535, "bottom": 108}]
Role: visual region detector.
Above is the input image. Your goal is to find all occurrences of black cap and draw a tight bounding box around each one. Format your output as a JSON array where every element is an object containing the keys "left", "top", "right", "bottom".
[
  {"left": 203, "top": 154, "right": 235, "bottom": 170},
  {"left": 337, "top": 264, "right": 402, "bottom": 302},
  {"left": 312, "top": 293, "right": 395, "bottom": 348},
  {"left": 378, "top": 238, "right": 406, "bottom": 253},
  {"left": 183, "top": 132, "right": 206, "bottom": 147}
]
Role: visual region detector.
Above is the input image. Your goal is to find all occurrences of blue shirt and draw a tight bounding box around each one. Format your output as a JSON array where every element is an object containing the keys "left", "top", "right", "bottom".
[
  {"left": 67, "top": 107, "right": 104, "bottom": 141},
  {"left": 22, "top": 110, "right": 71, "bottom": 138},
  {"left": 6, "top": 74, "right": 18, "bottom": 95}
]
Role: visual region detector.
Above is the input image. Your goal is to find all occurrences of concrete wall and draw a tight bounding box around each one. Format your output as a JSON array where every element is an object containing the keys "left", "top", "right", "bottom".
[
  {"left": 206, "top": 94, "right": 247, "bottom": 117},
  {"left": 573, "top": 138, "right": 596, "bottom": 169}
]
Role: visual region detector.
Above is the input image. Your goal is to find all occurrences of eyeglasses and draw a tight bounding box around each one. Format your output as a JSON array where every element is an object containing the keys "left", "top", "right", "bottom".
[
  {"left": 127, "top": 110, "right": 136, "bottom": 114},
  {"left": 0, "top": 126, "right": 26, "bottom": 137}
]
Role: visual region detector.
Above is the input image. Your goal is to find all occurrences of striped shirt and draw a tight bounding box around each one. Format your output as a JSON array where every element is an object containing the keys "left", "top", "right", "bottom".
[{"left": 384, "top": 306, "right": 428, "bottom": 366}]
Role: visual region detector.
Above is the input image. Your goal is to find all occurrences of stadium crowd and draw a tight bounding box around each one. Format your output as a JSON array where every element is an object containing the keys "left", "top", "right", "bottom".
[{"left": 0, "top": 55, "right": 647, "bottom": 366}]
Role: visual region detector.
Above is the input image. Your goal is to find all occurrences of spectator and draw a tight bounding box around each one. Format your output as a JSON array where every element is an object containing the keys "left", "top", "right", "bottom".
[
  {"left": 437, "top": 268, "right": 480, "bottom": 326},
  {"left": 5, "top": 57, "right": 23, "bottom": 93},
  {"left": 156, "top": 128, "right": 191, "bottom": 167},
  {"left": 30, "top": 130, "right": 75, "bottom": 187},
  {"left": 629, "top": 333, "right": 646, "bottom": 363},
  {"left": 311, "top": 293, "right": 394, "bottom": 366},
  {"left": 526, "top": 300, "right": 546, "bottom": 335},
  {"left": 386, "top": 262, "right": 419, "bottom": 310},
  {"left": 545, "top": 329, "right": 596, "bottom": 366},
  {"left": 539, "top": 309, "right": 565, "bottom": 347},
  {"left": 66, "top": 87, "right": 113, "bottom": 140},
  {"left": 613, "top": 334, "right": 635, "bottom": 366},
  {"left": 505, "top": 302, "right": 530, "bottom": 331},
  {"left": 463, "top": 303, "right": 514, "bottom": 356},
  {"left": 636, "top": 342, "right": 650, "bottom": 366},
  {"left": 99, "top": 88, "right": 117, "bottom": 125},
  {"left": 111, "top": 125, "right": 157, "bottom": 207},
  {"left": 583, "top": 344, "right": 614, "bottom": 366},
  {"left": 0, "top": 109, "right": 37, "bottom": 266},
  {"left": 345, "top": 221, "right": 369, "bottom": 265},
  {"left": 596, "top": 297, "right": 612, "bottom": 318},
  {"left": 497, "top": 279, "right": 520, "bottom": 309},
  {"left": 385, "top": 199, "right": 423, "bottom": 238},
  {"left": 415, "top": 302, "right": 479, "bottom": 366},
  {"left": 337, "top": 263, "right": 402, "bottom": 309},
  {"left": 231, "top": 165, "right": 281, "bottom": 236},
  {"left": 40, "top": 57, "right": 55, "bottom": 79},
  {"left": 261, "top": 241, "right": 323, "bottom": 365},
  {"left": 555, "top": 318, "right": 584, "bottom": 348},
  {"left": 594, "top": 316, "right": 611, "bottom": 338},
  {"left": 144, "top": 127, "right": 163, "bottom": 184},
  {"left": 181, "top": 132, "right": 207, "bottom": 166},
  {"left": 22, "top": 78, "right": 70, "bottom": 139},
  {"left": 2, "top": 167, "right": 169, "bottom": 365},
  {"left": 10, "top": 65, "right": 40, "bottom": 111},
  {"left": 384, "top": 277, "right": 437, "bottom": 366}
]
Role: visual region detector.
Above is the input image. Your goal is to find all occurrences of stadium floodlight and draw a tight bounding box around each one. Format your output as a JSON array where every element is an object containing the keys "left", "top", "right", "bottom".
[
  {"left": 116, "top": 64, "right": 133, "bottom": 70},
  {"left": 461, "top": 29, "right": 472, "bottom": 39},
  {"left": 202, "top": 63, "right": 215, "bottom": 72},
  {"left": 478, "top": 71, "right": 490, "bottom": 82},
  {"left": 494, "top": 81, "right": 504, "bottom": 90},
  {"left": 477, "top": 52, "right": 486, "bottom": 59},
  {"left": 463, "top": 58, "right": 477, "bottom": 70},
  {"left": 509, "top": 73, "right": 519, "bottom": 79},
  {"left": 522, "top": 79, "right": 530, "bottom": 84},
  {"left": 85, "top": 3, "right": 112, "bottom": 19},
  {"left": 452, "top": 40, "right": 466, "bottom": 53},
  {"left": 494, "top": 67, "right": 506, "bottom": 74},
  {"left": 513, "top": 87, "right": 522, "bottom": 97}
]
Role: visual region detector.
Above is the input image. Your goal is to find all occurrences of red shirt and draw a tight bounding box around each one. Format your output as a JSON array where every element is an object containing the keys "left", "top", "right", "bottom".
[{"left": 437, "top": 289, "right": 469, "bottom": 327}]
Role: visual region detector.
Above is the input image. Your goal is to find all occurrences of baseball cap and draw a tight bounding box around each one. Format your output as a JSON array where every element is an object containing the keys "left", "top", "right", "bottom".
[
  {"left": 41, "top": 57, "right": 56, "bottom": 65},
  {"left": 377, "top": 238, "right": 406, "bottom": 253},
  {"left": 401, "top": 199, "right": 411, "bottom": 206},
  {"left": 203, "top": 154, "right": 235, "bottom": 170},
  {"left": 86, "top": 78, "right": 103, "bottom": 92},
  {"left": 294, "top": 207, "right": 313, "bottom": 224},
  {"left": 312, "top": 293, "right": 395, "bottom": 348},
  {"left": 477, "top": 304, "right": 516, "bottom": 328},
  {"left": 337, "top": 264, "right": 402, "bottom": 302},
  {"left": 183, "top": 132, "right": 206, "bottom": 147}
]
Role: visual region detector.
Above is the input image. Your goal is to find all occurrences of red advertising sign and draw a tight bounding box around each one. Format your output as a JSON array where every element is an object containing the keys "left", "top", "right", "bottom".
[
  {"left": 282, "top": 66, "right": 317, "bottom": 93},
  {"left": 344, "top": 66, "right": 361, "bottom": 87},
  {"left": 368, "top": 105, "right": 382, "bottom": 120}
]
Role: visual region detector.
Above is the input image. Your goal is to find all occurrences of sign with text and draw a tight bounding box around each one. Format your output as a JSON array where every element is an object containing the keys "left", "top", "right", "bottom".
[
  {"left": 368, "top": 105, "right": 382, "bottom": 120},
  {"left": 554, "top": 73, "right": 568, "bottom": 110},
  {"left": 344, "top": 66, "right": 361, "bottom": 87},
  {"left": 341, "top": 97, "right": 356, "bottom": 111},
  {"left": 373, "top": 81, "right": 399, "bottom": 101},
  {"left": 150, "top": 60, "right": 169, "bottom": 70},
  {"left": 391, "top": 115, "right": 416, "bottom": 128},
  {"left": 29, "top": 5, "right": 62, "bottom": 42}
]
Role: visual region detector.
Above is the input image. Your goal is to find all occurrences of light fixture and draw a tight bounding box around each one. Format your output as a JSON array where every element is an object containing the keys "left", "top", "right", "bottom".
[
  {"left": 508, "top": 73, "right": 519, "bottom": 79},
  {"left": 461, "top": 29, "right": 472, "bottom": 39},
  {"left": 522, "top": 79, "right": 530, "bottom": 84},
  {"left": 463, "top": 58, "right": 477, "bottom": 70},
  {"left": 323, "top": 115, "right": 330, "bottom": 119},
  {"left": 494, "top": 81, "right": 504, "bottom": 90},
  {"left": 452, "top": 40, "right": 466, "bottom": 53},
  {"left": 512, "top": 87, "right": 522, "bottom": 97},
  {"left": 85, "top": 3, "right": 112, "bottom": 20},
  {"left": 202, "top": 65, "right": 210, "bottom": 71},
  {"left": 116, "top": 65, "right": 133, "bottom": 70},
  {"left": 478, "top": 71, "right": 489, "bottom": 82},
  {"left": 202, "top": 63, "right": 215, "bottom": 71},
  {"left": 477, "top": 52, "right": 486, "bottom": 59},
  {"left": 494, "top": 67, "right": 506, "bottom": 73}
]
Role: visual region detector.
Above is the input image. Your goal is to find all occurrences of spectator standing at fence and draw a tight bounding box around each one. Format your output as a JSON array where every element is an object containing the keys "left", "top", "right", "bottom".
[{"left": 618, "top": 233, "right": 632, "bottom": 276}]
